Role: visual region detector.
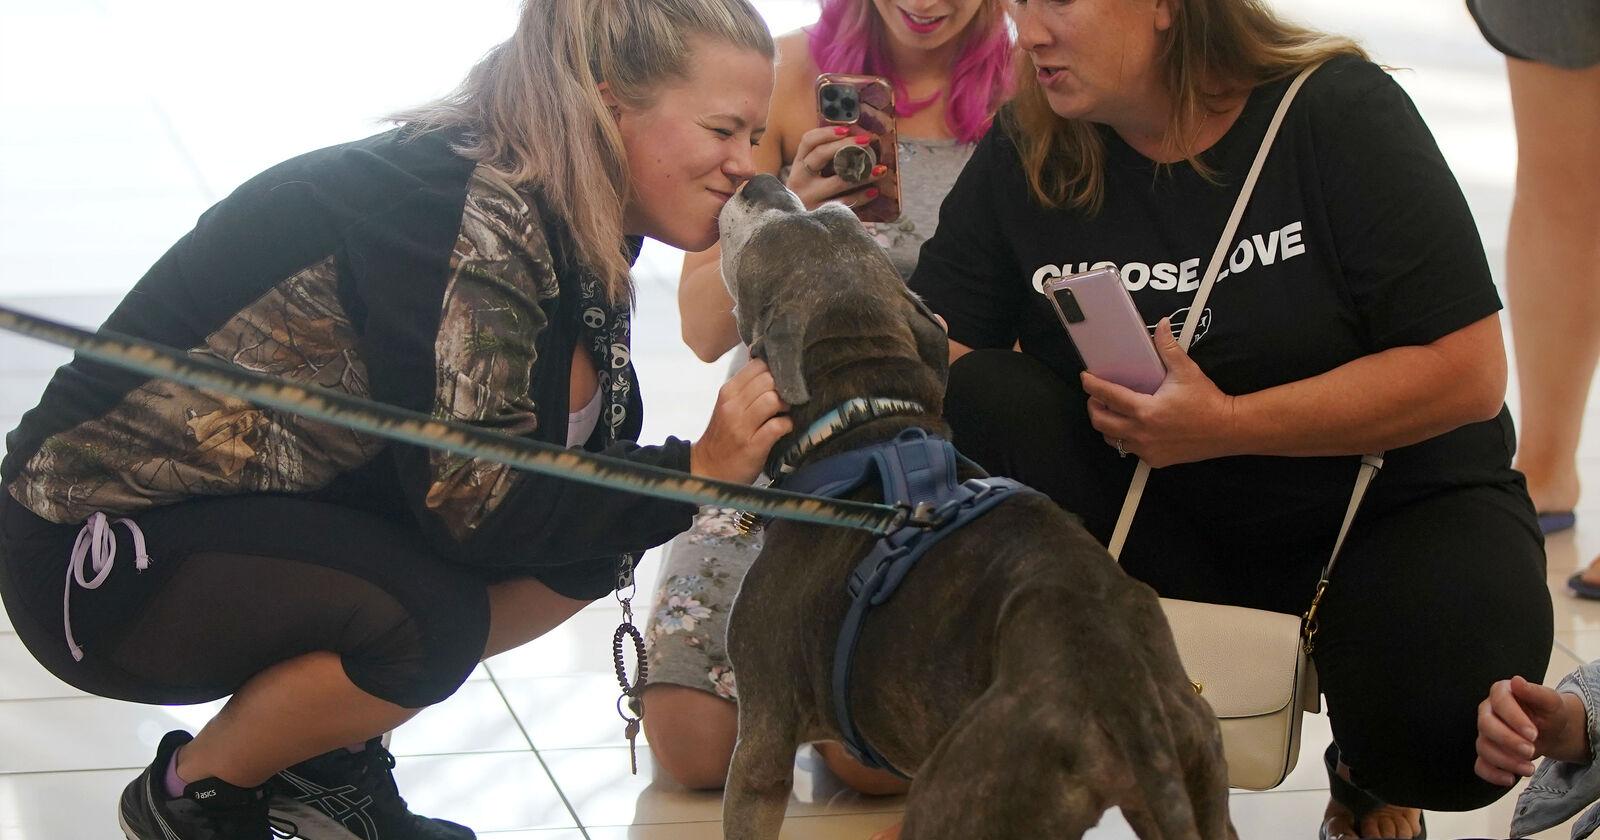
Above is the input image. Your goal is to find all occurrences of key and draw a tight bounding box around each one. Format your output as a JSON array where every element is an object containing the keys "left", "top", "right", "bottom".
[{"left": 624, "top": 717, "right": 641, "bottom": 775}]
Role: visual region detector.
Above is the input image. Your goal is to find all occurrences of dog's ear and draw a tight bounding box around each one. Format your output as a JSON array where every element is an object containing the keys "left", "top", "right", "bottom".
[
  {"left": 750, "top": 310, "right": 810, "bottom": 406},
  {"left": 901, "top": 288, "right": 950, "bottom": 386}
]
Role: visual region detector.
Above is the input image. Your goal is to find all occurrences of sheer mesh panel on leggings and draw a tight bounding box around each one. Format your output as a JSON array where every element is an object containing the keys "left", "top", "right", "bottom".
[{"left": 103, "top": 553, "right": 438, "bottom": 707}]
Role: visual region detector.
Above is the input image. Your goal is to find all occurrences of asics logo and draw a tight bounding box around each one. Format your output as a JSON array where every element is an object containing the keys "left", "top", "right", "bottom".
[{"left": 276, "top": 771, "right": 380, "bottom": 838}]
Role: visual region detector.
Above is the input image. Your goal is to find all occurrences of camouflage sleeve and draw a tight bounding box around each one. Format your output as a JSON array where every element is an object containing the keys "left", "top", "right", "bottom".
[
  {"left": 423, "top": 175, "right": 561, "bottom": 541},
  {"left": 400, "top": 172, "right": 695, "bottom": 569}
]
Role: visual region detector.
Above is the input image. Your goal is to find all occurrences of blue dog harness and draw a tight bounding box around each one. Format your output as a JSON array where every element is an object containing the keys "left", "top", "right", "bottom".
[{"left": 777, "top": 427, "right": 1033, "bottom": 778}]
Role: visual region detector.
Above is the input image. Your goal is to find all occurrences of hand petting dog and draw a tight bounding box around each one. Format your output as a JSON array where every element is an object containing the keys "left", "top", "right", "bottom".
[{"left": 690, "top": 358, "right": 793, "bottom": 484}]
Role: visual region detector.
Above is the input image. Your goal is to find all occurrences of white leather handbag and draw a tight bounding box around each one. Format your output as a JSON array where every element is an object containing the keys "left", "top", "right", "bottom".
[{"left": 1105, "top": 61, "right": 1383, "bottom": 792}]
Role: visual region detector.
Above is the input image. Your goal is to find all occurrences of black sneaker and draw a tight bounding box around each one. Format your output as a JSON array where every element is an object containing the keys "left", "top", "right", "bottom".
[
  {"left": 269, "top": 739, "right": 474, "bottom": 839},
  {"left": 118, "top": 729, "right": 294, "bottom": 840}
]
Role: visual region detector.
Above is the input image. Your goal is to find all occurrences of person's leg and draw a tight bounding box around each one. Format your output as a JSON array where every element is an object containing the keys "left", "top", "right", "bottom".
[
  {"left": 0, "top": 492, "right": 511, "bottom": 838},
  {"left": 945, "top": 349, "right": 1223, "bottom": 596},
  {"left": 70, "top": 497, "right": 493, "bottom": 791},
  {"left": 813, "top": 741, "right": 910, "bottom": 796},
  {"left": 945, "top": 349, "right": 1134, "bottom": 538},
  {"left": 642, "top": 684, "right": 741, "bottom": 789},
  {"left": 640, "top": 506, "right": 760, "bottom": 789},
  {"left": 174, "top": 572, "right": 588, "bottom": 786},
  {"left": 1503, "top": 58, "right": 1600, "bottom": 520},
  {"left": 177, "top": 651, "right": 419, "bottom": 787},
  {"left": 483, "top": 576, "right": 590, "bottom": 659},
  {"left": 1314, "top": 485, "right": 1550, "bottom": 838}
]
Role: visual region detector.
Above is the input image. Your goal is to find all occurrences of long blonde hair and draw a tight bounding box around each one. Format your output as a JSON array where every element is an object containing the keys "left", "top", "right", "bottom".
[
  {"left": 394, "top": 0, "right": 774, "bottom": 303},
  {"left": 1009, "top": 0, "right": 1365, "bottom": 213}
]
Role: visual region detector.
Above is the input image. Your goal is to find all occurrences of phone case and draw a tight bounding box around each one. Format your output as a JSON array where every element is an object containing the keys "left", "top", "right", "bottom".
[
  {"left": 1044, "top": 268, "right": 1166, "bottom": 395},
  {"left": 815, "top": 73, "right": 900, "bottom": 223}
]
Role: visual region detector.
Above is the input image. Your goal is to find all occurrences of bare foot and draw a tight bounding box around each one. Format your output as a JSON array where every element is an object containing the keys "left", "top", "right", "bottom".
[
  {"left": 869, "top": 821, "right": 902, "bottom": 840},
  {"left": 1322, "top": 798, "right": 1424, "bottom": 839}
]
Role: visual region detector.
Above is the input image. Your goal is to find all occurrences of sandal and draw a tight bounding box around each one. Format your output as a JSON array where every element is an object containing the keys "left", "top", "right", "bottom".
[
  {"left": 1319, "top": 743, "right": 1427, "bottom": 840},
  {"left": 1568, "top": 571, "right": 1600, "bottom": 600},
  {"left": 1539, "top": 511, "right": 1576, "bottom": 535}
]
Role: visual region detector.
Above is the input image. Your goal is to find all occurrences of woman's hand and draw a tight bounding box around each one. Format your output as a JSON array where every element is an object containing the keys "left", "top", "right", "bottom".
[
  {"left": 1081, "top": 319, "right": 1239, "bottom": 468},
  {"left": 785, "top": 125, "right": 888, "bottom": 210},
  {"left": 1475, "top": 675, "right": 1592, "bottom": 785},
  {"left": 690, "top": 358, "right": 793, "bottom": 484}
]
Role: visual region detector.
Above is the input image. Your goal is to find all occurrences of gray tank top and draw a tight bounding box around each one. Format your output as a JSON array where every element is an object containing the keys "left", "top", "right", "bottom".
[
  {"left": 872, "top": 137, "right": 975, "bottom": 279},
  {"left": 776, "top": 137, "right": 974, "bottom": 280}
]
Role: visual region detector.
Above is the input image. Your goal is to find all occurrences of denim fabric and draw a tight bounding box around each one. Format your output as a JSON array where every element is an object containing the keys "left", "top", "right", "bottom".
[{"left": 1512, "top": 661, "right": 1600, "bottom": 838}]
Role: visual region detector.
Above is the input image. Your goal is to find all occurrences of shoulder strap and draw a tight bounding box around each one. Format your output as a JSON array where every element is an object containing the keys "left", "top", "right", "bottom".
[{"left": 1106, "top": 62, "right": 1381, "bottom": 590}]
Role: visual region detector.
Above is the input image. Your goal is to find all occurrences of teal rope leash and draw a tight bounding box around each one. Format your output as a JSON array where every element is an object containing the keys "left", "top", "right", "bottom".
[{"left": 0, "top": 304, "right": 904, "bottom": 536}]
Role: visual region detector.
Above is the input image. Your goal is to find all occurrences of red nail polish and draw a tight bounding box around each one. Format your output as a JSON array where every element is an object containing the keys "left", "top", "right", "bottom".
[
  {"left": 872, "top": 164, "right": 887, "bottom": 176},
  {"left": 855, "top": 135, "right": 872, "bottom": 145},
  {"left": 833, "top": 126, "right": 849, "bottom": 136},
  {"left": 866, "top": 188, "right": 879, "bottom": 199}
]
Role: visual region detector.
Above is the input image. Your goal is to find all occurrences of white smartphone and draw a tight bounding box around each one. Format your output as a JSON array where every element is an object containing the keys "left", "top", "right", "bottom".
[{"left": 1043, "top": 267, "right": 1167, "bottom": 395}]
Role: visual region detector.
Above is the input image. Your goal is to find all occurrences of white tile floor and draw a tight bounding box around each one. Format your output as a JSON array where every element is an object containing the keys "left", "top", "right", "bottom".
[{"left": 0, "top": 0, "right": 1589, "bottom": 837}]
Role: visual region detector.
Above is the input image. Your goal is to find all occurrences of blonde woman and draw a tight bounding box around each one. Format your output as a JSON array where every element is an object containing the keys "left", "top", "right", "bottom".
[
  {"left": 640, "top": 0, "right": 1013, "bottom": 803},
  {"left": 0, "top": 1, "right": 784, "bottom": 838},
  {"left": 910, "top": 1, "right": 1550, "bottom": 839}
]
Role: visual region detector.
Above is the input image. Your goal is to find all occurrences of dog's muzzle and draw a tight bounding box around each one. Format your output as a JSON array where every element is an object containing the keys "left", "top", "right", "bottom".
[{"left": 738, "top": 173, "right": 803, "bottom": 212}]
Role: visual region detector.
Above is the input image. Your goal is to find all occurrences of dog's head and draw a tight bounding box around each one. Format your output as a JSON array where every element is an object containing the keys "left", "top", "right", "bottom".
[{"left": 718, "top": 175, "right": 949, "bottom": 427}]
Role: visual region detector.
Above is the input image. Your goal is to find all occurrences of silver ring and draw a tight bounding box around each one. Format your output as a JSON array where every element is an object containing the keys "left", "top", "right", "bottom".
[{"left": 1116, "top": 439, "right": 1126, "bottom": 458}]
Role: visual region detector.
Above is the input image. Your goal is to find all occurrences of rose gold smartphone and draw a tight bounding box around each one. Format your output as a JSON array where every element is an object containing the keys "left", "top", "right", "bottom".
[
  {"left": 815, "top": 73, "right": 900, "bottom": 223},
  {"left": 1043, "top": 267, "right": 1167, "bottom": 395}
]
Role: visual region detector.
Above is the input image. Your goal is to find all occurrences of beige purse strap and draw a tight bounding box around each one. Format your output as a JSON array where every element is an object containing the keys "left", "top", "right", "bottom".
[{"left": 1104, "top": 62, "right": 1380, "bottom": 647}]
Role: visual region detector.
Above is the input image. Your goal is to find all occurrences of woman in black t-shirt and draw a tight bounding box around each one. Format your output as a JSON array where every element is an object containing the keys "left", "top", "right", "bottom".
[
  {"left": 909, "top": 2, "right": 1549, "bottom": 838},
  {"left": 0, "top": 2, "right": 791, "bottom": 838}
]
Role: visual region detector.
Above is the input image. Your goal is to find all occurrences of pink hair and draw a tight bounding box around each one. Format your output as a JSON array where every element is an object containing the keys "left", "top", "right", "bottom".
[{"left": 807, "top": 1, "right": 1014, "bottom": 144}]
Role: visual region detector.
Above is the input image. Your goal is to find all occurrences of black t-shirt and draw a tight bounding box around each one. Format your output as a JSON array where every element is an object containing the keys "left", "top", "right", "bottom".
[{"left": 910, "top": 56, "right": 1520, "bottom": 534}]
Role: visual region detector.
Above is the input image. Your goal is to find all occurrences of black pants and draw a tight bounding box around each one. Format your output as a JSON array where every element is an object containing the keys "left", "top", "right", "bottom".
[
  {"left": 945, "top": 350, "right": 1553, "bottom": 811},
  {"left": 0, "top": 494, "right": 494, "bottom": 709}
]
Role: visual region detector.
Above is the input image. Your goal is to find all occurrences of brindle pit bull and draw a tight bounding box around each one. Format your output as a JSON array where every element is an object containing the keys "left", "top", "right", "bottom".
[{"left": 714, "top": 174, "right": 1235, "bottom": 840}]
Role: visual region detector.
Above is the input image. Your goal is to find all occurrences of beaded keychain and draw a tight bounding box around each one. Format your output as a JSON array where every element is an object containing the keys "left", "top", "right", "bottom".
[{"left": 611, "top": 553, "right": 647, "bottom": 774}]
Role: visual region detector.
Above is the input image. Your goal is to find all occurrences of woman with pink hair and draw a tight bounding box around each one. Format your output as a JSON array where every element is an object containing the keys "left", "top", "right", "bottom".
[{"left": 641, "top": 0, "right": 1014, "bottom": 813}]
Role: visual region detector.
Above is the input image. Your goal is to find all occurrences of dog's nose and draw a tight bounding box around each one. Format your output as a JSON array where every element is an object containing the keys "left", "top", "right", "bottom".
[{"left": 740, "top": 173, "right": 790, "bottom": 208}]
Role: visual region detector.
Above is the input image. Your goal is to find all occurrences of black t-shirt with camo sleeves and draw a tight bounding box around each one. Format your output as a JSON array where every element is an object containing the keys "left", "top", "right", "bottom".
[{"left": 2, "top": 127, "right": 694, "bottom": 568}]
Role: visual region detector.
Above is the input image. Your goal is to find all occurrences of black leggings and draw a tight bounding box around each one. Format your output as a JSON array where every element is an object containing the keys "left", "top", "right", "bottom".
[
  {"left": 0, "top": 494, "right": 491, "bottom": 709},
  {"left": 945, "top": 350, "right": 1553, "bottom": 811}
]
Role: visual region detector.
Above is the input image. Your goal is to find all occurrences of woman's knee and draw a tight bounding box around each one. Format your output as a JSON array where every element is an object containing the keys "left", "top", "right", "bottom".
[
  {"left": 341, "top": 609, "right": 486, "bottom": 709},
  {"left": 945, "top": 350, "right": 1076, "bottom": 471},
  {"left": 1335, "top": 727, "right": 1509, "bottom": 812},
  {"left": 946, "top": 350, "right": 1072, "bottom": 439},
  {"left": 641, "top": 684, "right": 739, "bottom": 790},
  {"left": 1323, "top": 647, "right": 1544, "bottom": 811},
  {"left": 340, "top": 574, "right": 490, "bottom": 709},
  {"left": 814, "top": 741, "right": 911, "bottom": 797}
]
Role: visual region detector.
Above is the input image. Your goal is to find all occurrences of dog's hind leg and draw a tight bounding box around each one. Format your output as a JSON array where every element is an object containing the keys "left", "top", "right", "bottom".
[
  {"left": 1128, "top": 614, "right": 1236, "bottom": 838},
  {"left": 1099, "top": 699, "right": 1210, "bottom": 840},
  {"left": 897, "top": 688, "right": 1106, "bottom": 840},
  {"left": 1173, "top": 694, "right": 1236, "bottom": 840},
  {"left": 721, "top": 697, "right": 799, "bottom": 840}
]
